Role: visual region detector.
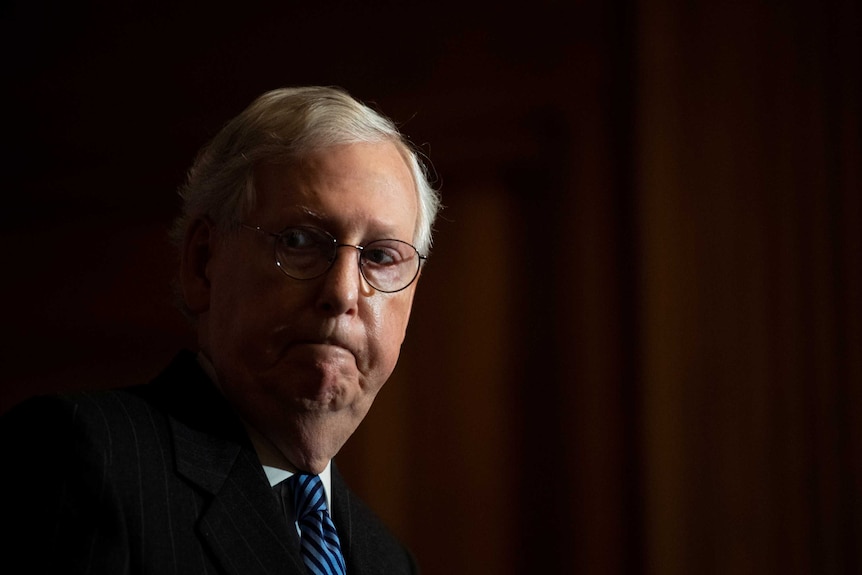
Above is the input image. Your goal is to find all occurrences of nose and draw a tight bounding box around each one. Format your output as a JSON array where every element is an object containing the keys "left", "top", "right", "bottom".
[{"left": 315, "top": 245, "right": 366, "bottom": 315}]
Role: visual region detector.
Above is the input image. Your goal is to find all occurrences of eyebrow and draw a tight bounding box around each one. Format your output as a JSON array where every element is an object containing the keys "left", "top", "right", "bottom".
[
  {"left": 285, "top": 206, "right": 406, "bottom": 241},
  {"left": 296, "top": 206, "right": 327, "bottom": 222}
]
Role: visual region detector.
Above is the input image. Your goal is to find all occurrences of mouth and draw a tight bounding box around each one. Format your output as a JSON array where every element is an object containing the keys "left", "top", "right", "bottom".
[
  {"left": 293, "top": 336, "right": 354, "bottom": 356},
  {"left": 271, "top": 322, "right": 354, "bottom": 352},
  {"left": 283, "top": 337, "right": 361, "bottom": 373},
  {"left": 292, "top": 341, "right": 349, "bottom": 356},
  {"left": 270, "top": 325, "right": 361, "bottom": 372}
]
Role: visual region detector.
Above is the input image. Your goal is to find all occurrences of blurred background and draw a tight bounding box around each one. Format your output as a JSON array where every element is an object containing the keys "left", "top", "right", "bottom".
[{"left": 2, "top": 0, "right": 860, "bottom": 573}]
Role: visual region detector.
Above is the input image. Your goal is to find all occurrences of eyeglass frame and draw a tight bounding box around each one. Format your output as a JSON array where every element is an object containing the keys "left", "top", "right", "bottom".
[{"left": 240, "top": 223, "right": 427, "bottom": 293}]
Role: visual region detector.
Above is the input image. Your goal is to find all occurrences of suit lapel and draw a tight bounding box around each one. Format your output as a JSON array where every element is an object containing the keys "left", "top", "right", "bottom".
[
  {"left": 331, "top": 464, "right": 370, "bottom": 574},
  {"left": 194, "top": 446, "right": 305, "bottom": 575},
  {"left": 155, "top": 351, "right": 307, "bottom": 575}
]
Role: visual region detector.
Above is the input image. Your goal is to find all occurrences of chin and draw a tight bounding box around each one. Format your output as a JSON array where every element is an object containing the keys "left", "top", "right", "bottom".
[
  {"left": 280, "top": 413, "right": 359, "bottom": 472},
  {"left": 294, "top": 456, "right": 332, "bottom": 476},
  {"left": 288, "top": 441, "right": 342, "bottom": 474}
]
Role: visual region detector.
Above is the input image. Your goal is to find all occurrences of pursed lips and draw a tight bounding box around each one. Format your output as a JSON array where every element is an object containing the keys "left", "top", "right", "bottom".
[
  {"left": 270, "top": 323, "right": 361, "bottom": 365},
  {"left": 288, "top": 335, "right": 358, "bottom": 359}
]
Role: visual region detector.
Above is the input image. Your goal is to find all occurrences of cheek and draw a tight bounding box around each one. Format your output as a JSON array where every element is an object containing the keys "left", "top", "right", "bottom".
[
  {"left": 206, "top": 260, "right": 301, "bottom": 369},
  {"left": 363, "top": 295, "right": 414, "bottom": 382}
]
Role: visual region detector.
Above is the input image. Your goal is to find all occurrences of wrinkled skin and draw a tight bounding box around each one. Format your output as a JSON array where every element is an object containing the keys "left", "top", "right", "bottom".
[{"left": 181, "top": 141, "right": 420, "bottom": 474}]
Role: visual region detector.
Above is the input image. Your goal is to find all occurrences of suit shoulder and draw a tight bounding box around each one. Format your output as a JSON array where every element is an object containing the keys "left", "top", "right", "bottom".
[
  {"left": 0, "top": 386, "right": 172, "bottom": 475},
  {"left": 0, "top": 350, "right": 204, "bottom": 442},
  {"left": 2, "top": 385, "right": 164, "bottom": 434}
]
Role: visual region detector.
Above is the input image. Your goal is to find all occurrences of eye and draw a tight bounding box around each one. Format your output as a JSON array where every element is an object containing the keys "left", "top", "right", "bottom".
[
  {"left": 280, "top": 227, "right": 321, "bottom": 250},
  {"left": 363, "top": 247, "right": 399, "bottom": 266},
  {"left": 274, "top": 227, "right": 335, "bottom": 277},
  {"left": 362, "top": 240, "right": 413, "bottom": 267}
]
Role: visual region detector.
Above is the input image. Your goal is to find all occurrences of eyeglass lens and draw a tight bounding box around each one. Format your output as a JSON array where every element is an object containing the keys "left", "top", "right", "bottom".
[{"left": 274, "top": 227, "right": 420, "bottom": 292}]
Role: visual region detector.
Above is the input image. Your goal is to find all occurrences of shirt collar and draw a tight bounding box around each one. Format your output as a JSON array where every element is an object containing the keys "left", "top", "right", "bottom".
[{"left": 263, "top": 462, "right": 334, "bottom": 511}]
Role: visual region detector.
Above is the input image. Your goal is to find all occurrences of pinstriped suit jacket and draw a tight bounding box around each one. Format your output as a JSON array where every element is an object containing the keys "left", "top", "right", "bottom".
[{"left": 0, "top": 350, "right": 417, "bottom": 574}]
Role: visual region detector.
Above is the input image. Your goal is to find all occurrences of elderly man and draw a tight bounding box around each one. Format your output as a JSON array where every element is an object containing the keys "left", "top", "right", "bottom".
[{"left": 0, "top": 86, "right": 441, "bottom": 575}]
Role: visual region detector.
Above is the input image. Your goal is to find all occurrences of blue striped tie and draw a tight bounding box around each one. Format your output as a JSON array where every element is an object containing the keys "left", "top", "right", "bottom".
[{"left": 289, "top": 474, "right": 347, "bottom": 575}]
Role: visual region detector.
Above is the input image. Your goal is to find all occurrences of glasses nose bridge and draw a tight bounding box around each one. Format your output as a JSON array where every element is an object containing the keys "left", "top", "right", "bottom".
[
  {"left": 332, "top": 242, "right": 364, "bottom": 264},
  {"left": 326, "top": 242, "right": 367, "bottom": 279}
]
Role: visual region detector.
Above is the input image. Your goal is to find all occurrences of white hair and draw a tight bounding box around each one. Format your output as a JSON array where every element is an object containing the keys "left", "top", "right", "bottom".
[{"left": 172, "top": 86, "right": 441, "bottom": 255}]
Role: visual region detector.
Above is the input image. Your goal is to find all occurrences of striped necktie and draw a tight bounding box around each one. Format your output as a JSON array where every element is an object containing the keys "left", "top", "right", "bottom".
[{"left": 288, "top": 474, "right": 347, "bottom": 575}]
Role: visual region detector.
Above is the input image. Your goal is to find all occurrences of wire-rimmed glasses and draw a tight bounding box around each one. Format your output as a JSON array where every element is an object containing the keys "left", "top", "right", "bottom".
[{"left": 241, "top": 224, "right": 426, "bottom": 293}]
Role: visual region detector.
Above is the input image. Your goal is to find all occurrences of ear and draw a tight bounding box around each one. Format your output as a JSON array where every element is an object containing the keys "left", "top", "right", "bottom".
[{"left": 180, "top": 217, "right": 215, "bottom": 314}]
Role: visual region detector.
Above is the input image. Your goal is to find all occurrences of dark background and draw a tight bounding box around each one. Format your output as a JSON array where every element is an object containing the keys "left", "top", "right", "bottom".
[{"left": 2, "top": 1, "right": 860, "bottom": 573}]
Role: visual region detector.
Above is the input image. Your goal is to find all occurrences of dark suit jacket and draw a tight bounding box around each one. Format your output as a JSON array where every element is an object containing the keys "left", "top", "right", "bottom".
[{"left": 0, "top": 350, "right": 417, "bottom": 574}]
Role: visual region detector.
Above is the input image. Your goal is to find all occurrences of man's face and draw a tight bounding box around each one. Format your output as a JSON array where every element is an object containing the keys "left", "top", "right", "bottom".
[{"left": 189, "top": 141, "right": 419, "bottom": 473}]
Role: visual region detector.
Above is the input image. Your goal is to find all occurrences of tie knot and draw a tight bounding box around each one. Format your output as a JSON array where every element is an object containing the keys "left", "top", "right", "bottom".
[{"left": 288, "top": 474, "right": 327, "bottom": 520}]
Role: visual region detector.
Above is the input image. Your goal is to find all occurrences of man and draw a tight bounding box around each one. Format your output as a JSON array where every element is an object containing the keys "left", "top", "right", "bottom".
[{"left": 0, "top": 86, "right": 441, "bottom": 574}]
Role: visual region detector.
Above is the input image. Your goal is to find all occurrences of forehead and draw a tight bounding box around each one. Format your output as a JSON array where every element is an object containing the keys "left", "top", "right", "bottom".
[{"left": 251, "top": 142, "right": 418, "bottom": 238}]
